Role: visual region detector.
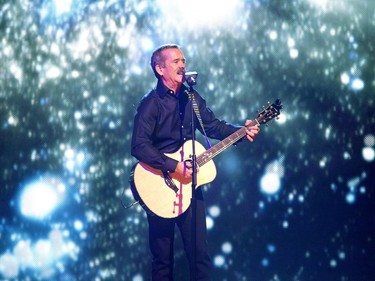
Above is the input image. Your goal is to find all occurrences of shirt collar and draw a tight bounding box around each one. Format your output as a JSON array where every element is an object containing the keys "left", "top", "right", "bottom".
[{"left": 156, "top": 80, "right": 188, "bottom": 98}]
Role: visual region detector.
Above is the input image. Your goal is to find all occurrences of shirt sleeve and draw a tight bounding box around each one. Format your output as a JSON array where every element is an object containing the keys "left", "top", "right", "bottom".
[{"left": 131, "top": 95, "right": 178, "bottom": 173}]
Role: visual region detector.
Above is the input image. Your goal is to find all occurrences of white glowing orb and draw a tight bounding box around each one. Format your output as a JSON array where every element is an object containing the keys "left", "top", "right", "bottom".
[
  {"left": 340, "top": 72, "right": 350, "bottom": 85},
  {"left": 350, "top": 78, "right": 364, "bottom": 91},
  {"left": 346, "top": 193, "right": 356, "bottom": 204},
  {"left": 156, "top": 0, "right": 242, "bottom": 31},
  {"left": 208, "top": 205, "right": 221, "bottom": 218},
  {"left": 289, "top": 48, "right": 299, "bottom": 59},
  {"left": 276, "top": 112, "right": 287, "bottom": 124},
  {"left": 287, "top": 38, "right": 296, "bottom": 48},
  {"left": 20, "top": 178, "right": 65, "bottom": 219},
  {"left": 206, "top": 216, "right": 214, "bottom": 230},
  {"left": 213, "top": 255, "right": 225, "bottom": 267},
  {"left": 45, "top": 65, "right": 62, "bottom": 79},
  {"left": 8, "top": 115, "right": 19, "bottom": 126},
  {"left": 260, "top": 173, "right": 281, "bottom": 194},
  {"left": 133, "top": 274, "right": 144, "bottom": 281},
  {"left": 362, "top": 147, "right": 375, "bottom": 162},
  {"left": 10, "top": 62, "right": 23, "bottom": 81},
  {"left": 269, "top": 31, "right": 278, "bottom": 40},
  {"left": 54, "top": 0, "right": 72, "bottom": 15},
  {"left": 222, "top": 242, "right": 233, "bottom": 254},
  {"left": 74, "top": 220, "right": 84, "bottom": 231}
]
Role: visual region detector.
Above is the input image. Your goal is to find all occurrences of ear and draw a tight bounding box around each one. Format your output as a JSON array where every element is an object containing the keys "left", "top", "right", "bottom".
[{"left": 155, "top": 65, "right": 164, "bottom": 77}]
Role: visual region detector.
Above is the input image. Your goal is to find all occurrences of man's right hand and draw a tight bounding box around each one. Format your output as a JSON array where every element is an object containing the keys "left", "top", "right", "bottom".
[{"left": 174, "top": 161, "right": 199, "bottom": 178}]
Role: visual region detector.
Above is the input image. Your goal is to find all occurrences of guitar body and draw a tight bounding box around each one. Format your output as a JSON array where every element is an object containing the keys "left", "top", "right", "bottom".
[{"left": 130, "top": 140, "right": 217, "bottom": 218}]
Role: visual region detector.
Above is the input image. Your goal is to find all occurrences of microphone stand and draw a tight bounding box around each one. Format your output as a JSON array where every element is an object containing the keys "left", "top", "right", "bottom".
[{"left": 186, "top": 78, "right": 198, "bottom": 281}]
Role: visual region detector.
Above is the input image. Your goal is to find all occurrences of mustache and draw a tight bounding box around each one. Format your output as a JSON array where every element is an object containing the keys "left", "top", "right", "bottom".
[{"left": 177, "top": 69, "right": 185, "bottom": 75}]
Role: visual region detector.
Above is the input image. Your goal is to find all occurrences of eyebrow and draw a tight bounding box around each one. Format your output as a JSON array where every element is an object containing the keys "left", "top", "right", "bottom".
[{"left": 172, "top": 58, "right": 186, "bottom": 63}]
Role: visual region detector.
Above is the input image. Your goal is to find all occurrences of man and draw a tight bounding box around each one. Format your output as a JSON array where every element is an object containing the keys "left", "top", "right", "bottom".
[{"left": 131, "top": 44, "right": 260, "bottom": 280}]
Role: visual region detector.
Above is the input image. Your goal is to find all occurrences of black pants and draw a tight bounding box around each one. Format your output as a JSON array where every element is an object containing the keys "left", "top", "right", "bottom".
[{"left": 147, "top": 189, "right": 212, "bottom": 281}]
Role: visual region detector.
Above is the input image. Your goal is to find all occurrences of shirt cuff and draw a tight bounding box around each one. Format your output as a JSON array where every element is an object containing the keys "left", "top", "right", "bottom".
[{"left": 164, "top": 157, "right": 179, "bottom": 173}]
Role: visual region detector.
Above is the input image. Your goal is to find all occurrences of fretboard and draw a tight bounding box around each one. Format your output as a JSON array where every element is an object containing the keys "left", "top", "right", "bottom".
[{"left": 196, "top": 120, "right": 258, "bottom": 167}]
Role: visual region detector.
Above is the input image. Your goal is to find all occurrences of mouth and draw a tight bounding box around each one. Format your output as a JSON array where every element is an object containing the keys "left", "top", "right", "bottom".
[{"left": 177, "top": 69, "right": 185, "bottom": 76}]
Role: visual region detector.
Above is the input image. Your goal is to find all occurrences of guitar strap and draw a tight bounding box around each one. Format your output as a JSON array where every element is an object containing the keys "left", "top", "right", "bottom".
[{"left": 185, "top": 90, "right": 212, "bottom": 148}]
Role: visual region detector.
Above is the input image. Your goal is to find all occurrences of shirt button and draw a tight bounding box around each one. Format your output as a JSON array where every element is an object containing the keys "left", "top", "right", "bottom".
[{"left": 181, "top": 125, "right": 184, "bottom": 128}]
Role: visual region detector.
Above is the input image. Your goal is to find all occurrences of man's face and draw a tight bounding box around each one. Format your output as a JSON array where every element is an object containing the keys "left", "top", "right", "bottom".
[{"left": 156, "top": 48, "right": 186, "bottom": 91}]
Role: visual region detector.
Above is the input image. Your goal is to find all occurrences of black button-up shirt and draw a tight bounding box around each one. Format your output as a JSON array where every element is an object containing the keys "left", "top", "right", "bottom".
[{"left": 131, "top": 80, "right": 240, "bottom": 173}]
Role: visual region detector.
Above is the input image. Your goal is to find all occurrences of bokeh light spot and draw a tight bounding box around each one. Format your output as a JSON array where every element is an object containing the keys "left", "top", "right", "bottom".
[{"left": 20, "top": 178, "right": 65, "bottom": 220}]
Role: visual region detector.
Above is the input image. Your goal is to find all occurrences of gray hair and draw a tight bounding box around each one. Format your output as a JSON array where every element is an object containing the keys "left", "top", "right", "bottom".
[{"left": 150, "top": 44, "right": 181, "bottom": 78}]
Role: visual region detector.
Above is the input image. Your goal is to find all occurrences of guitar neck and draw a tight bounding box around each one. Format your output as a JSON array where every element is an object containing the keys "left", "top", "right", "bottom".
[{"left": 196, "top": 120, "right": 258, "bottom": 167}]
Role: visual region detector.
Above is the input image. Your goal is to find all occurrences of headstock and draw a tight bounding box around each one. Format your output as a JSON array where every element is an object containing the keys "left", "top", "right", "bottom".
[{"left": 256, "top": 99, "right": 283, "bottom": 125}]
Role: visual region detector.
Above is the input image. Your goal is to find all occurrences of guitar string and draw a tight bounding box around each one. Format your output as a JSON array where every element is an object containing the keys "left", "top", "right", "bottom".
[
  {"left": 197, "top": 127, "right": 247, "bottom": 166},
  {"left": 195, "top": 111, "right": 271, "bottom": 166}
]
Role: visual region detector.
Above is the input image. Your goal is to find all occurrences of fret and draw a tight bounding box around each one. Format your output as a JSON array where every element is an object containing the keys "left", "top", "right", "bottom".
[
  {"left": 195, "top": 98, "right": 282, "bottom": 168},
  {"left": 197, "top": 127, "right": 247, "bottom": 166}
]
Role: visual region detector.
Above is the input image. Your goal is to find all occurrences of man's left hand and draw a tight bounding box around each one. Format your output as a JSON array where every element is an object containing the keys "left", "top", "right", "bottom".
[{"left": 244, "top": 120, "right": 260, "bottom": 142}]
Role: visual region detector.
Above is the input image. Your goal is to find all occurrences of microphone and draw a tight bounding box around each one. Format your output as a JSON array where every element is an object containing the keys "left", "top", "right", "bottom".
[{"left": 184, "top": 71, "right": 198, "bottom": 86}]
